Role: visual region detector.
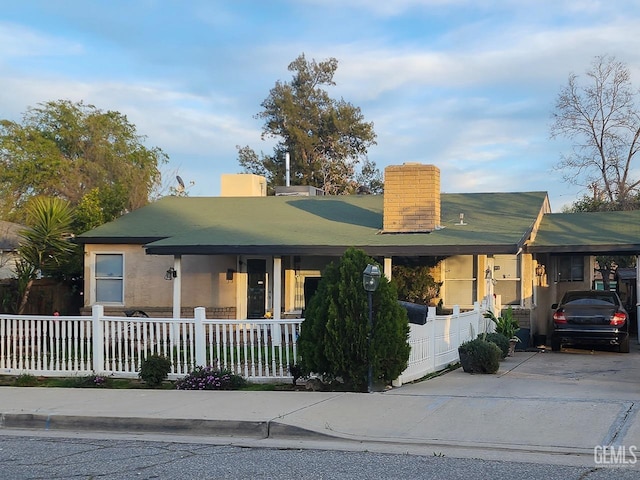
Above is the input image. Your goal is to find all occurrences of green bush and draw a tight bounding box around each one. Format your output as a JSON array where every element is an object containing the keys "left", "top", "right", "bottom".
[
  {"left": 481, "top": 332, "right": 510, "bottom": 359},
  {"left": 138, "top": 354, "right": 172, "bottom": 387},
  {"left": 298, "top": 248, "right": 411, "bottom": 392},
  {"left": 458, "top": 338, "right": 501, "bottom": 374},
  {"left": 392, "top": 263, "right": 442, "bottom": 306}
]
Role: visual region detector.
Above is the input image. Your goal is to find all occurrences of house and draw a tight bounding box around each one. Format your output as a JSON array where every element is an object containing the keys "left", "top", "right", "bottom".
[
  {"left": 0, "top": 220, "right": 22, "bottom": 280},
  {"left": 77, "top": 163, "right": 640, "bottom": 344}
]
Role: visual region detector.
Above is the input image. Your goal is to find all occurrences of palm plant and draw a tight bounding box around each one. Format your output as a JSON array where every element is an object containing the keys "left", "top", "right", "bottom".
[
  {"left": 16, "top": 196, "right": 75, "bottom": 314},
  {"left": 483, "top": 306, "right": 519, "bottom": 340}
]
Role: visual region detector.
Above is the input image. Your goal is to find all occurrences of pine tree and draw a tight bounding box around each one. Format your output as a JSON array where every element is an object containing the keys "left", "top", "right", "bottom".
[{"left": 298, "top": 248, "right": 410, "bottom": 391}]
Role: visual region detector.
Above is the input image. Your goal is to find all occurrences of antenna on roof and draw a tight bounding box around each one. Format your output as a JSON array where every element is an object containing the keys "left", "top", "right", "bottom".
[
  {"left": 174, "top": 175, "right": 194, "bottom": 197},
  {"left": 285, "top": 152, "right": 290, "bottom": 187},
  {"left": 176, "top": 175, "right": 185, "bottom": 193}
]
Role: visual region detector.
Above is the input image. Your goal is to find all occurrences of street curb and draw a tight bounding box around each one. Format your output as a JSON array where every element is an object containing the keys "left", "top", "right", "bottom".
[
  {"left": 1, "top": 414, "right": 268, "bottom": 438},
  {"left": 0, "top": 412, "right": 607, "bottom": 466},
  {"left": 0, "top": 414, "right": 338, "bottom": 442},
  {"left": 268, "top": 421, "right": 338, "bottom": 441}
]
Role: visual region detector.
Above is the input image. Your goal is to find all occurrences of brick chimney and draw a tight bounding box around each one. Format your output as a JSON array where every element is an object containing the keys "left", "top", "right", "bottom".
[{"left": 383, "top": 163, "right": 440, "bottom": 233}]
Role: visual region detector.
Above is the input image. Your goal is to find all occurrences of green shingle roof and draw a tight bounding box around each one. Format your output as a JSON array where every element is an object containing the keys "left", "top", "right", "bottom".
[
  {"left": 528, "top": 211, "right": 640, "bottom": 254},
  {"left": 78, "top": 192, "right": 549, "bottom": 256}
]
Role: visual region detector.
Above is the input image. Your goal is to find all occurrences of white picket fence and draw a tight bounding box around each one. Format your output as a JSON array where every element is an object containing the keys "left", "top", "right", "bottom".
[
  {"left": 394, "top": 302, "right": 489, "bottom": 386},
  {"left": 0, "top": 305, "right": 301, "bottom": 382},
  {"left": 0, "top": 302, "right": 489, "bottom": 384}
]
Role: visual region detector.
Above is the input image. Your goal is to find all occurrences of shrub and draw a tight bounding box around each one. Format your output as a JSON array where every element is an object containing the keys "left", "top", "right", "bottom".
[
  {"left": 298, "top": 248, "right": 411, "bottom": 392},
  {"left": 138, "top": 354, "right": 172, "bottom": 387},
  {"left": 481, "top": 332, "right": 510, "bottom": 359},
  {"left": 458, "top": 338, "right": 502, "bottom": 374},
  {"left": 392, "top": 263, "right": 442, "bottom": 306},
  {"left": 176, "top": 365, "right": 246, "bottom": 390}
]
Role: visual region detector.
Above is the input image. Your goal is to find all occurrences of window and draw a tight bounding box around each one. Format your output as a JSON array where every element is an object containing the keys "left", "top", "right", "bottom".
[
  {"left": 493, "top": 254, "right": 521, "bottom": 305},
  {"left": 95, "top": 254, "right": 123, "bottom": 303},
  {"left": 443, "top": 255, "right": 477, "bottom": 307},
  {"left": 556, "top": 256, "right": 584, "bottom": 282}
]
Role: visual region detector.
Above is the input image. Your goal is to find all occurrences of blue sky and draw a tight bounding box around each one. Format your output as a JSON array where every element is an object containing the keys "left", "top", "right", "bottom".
[{"left": 2, "top": 1, "right": 640, "bottom": 211}]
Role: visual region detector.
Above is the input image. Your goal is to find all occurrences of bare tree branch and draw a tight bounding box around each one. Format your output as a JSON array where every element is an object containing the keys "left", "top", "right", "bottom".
[{"left": 551, "top": 55, "right": 640, "bottom": 209}]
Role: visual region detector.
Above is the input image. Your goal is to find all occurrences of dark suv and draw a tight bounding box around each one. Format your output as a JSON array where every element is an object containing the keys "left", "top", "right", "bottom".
[{"left": 551, "top": 290, "right": 630, "bottom": 353}]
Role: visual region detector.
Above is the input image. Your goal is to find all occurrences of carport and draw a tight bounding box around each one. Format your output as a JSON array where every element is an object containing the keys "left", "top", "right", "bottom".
[{"left": 527, "top": 210, "right": 640, "bottom": 345}]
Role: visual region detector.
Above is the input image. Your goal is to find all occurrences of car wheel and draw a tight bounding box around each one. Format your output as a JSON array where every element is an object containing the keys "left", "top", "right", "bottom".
[
  {"left": 551, "top": 336, "right": 561, "bottom": 352},
  {"left": 619, "top": 335, "right": 630, "bottom": 353}
]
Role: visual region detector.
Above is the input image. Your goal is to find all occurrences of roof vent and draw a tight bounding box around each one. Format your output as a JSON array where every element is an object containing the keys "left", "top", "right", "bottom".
[{"left": 275, "top": 186, "right": 325, "bottom": 196}]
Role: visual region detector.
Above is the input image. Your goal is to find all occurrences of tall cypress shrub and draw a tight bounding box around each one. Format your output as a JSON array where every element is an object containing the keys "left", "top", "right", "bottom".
[{"left": 298, "top": 248, "right": 410, "bottom": 391}]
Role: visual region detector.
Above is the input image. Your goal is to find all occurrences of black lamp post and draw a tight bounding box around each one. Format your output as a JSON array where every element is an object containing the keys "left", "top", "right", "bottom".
[{"left": 362, "top": 263, "right": 381, "bottom": 393}]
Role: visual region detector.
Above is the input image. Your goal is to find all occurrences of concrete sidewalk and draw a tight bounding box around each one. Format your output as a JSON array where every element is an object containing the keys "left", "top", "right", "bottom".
[{"left": 1, "top": 348, "right": 639, "bottom": 467}]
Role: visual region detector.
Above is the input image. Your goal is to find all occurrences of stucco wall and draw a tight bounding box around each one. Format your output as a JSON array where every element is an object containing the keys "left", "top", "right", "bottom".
[{"left": 83, "top": 244, "right": 238, "bottom": 311}]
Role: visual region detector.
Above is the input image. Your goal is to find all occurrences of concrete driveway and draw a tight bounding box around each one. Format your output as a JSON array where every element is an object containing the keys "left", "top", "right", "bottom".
[{"left": 391, "top": 342, "right": 640, "bottom": 401}]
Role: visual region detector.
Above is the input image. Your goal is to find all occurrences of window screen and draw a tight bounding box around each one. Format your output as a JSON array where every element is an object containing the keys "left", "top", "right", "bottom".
[{"left": 95, "top": 254, "right": 124, "bottom": 303}]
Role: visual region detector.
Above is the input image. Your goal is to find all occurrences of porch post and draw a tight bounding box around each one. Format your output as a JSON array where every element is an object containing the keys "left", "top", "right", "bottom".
[
  {"left": 384, "top": 257, "right": 392, "bottom": 281},
  {"left": 273, "top": 256, "right": 282, "bottom": 346},
  {"left": 273, "top": 257, "right": 282, "bottom": 319},
  {"left": 173, "top": 255, "right": 181, "bottom": 319},
  {"left": 485, "top": 256, "right": 495, "bottom": 313}
]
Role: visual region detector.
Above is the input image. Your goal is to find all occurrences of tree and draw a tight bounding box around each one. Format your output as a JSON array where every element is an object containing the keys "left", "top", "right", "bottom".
[
  {"left": 298, "top": 248, "right": 410, "bottom": 391},
  {"left": 15, "top": 197, "right": 76, "bottom": 314},
  {"left": 551, "top": 55, "right": 640, "bottom": 210},
  {"left": 238, "top": 54, "right": 381, "bottom": 194},
  {"left": 0, "top": 100, "right": 168, "bottom": 222}
]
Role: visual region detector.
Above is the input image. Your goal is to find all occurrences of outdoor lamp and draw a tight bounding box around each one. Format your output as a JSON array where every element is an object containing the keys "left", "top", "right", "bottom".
[
  {"left": 362, "top": 263, "right": 381, "bottom": 393},
  {"left": 362, "top": 264, "right": 381, "bottom": 292},
  {"left": 165, "top": 267, "right": 177, "bottom": 281}
]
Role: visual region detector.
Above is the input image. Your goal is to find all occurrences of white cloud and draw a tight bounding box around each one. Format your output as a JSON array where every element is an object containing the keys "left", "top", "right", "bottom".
[
  {"left": 325, "top": 19, "right": 640, "bottom": 103},
  {"left": 0, "top": 22, "right": 83, "bottom": 59}
]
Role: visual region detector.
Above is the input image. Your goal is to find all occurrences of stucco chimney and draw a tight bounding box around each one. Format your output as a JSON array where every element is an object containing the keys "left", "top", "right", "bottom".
[{"left": 383, "top": 163, "right": 440, "bottom": 233}]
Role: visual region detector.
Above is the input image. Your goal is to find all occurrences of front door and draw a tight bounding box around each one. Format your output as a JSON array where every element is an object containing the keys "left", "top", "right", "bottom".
[{"left": 247, "top": 259, "right": 267, "bottom": 318}]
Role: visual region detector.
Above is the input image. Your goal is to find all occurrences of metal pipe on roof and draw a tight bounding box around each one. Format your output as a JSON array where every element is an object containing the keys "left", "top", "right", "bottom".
[{"left": 285, "top": 152, "right": 290, "bottom": 187}]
